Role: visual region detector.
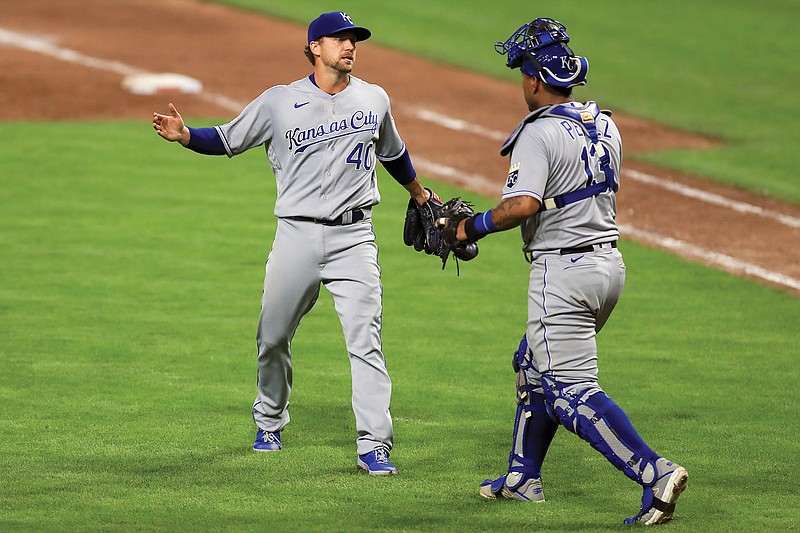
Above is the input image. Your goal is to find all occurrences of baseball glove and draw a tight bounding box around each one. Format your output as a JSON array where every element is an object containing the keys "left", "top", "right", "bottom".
[
  {"left": 403, "top": 188, "right": 446, "bottom": 257},
  {"left": 436, "top": 197, "right": 479, "bottom": 269}
]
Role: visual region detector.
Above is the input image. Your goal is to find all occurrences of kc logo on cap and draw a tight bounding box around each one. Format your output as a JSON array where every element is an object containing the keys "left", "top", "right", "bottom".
[{"left": 308, "top": 11, "right": 372, "bottom": 43}]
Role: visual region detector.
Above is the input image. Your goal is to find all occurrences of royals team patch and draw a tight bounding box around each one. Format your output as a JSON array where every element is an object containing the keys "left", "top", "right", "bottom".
[{"left": 506, "top": 163, "right": 520, "bottom": 188}]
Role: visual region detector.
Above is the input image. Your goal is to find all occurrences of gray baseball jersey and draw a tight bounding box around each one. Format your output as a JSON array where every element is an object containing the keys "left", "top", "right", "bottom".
[
  {"left": 501, "top": 101, "right": 622, "bottom": 253},
  {"left": 502, "top": 101, "right": 625, "bottom": 395},
  {"left": 216, "top": 75, "right": 405, "bottom": 220},
  {"left": 220, "top": 74, "right": 405, "bottom": 455}
]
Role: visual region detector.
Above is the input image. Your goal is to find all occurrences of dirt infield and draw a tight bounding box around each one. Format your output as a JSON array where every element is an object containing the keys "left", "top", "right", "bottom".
[{"left": 3, "top": 0, "right": 799, "bottom": 295}]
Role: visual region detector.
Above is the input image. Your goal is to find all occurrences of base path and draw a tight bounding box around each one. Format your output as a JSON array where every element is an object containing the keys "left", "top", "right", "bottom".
[{"left": 2, "top": 0, "right": 798, "bottom": 295}]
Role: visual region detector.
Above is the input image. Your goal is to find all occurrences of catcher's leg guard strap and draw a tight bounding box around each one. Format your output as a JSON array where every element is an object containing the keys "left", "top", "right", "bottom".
[{"left": 542, "top": 376, "right": 659, "bottom": 485}]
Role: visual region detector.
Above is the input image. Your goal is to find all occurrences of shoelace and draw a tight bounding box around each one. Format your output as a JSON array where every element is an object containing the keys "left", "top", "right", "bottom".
[
  {"left": 261, "top": 432, "right": 279, "bottom": 444},
  {"left": 374, "top": 448, "right": 390, "bottom": 464}
]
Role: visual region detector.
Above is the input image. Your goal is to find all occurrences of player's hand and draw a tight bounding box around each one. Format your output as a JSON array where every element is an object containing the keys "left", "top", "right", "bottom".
[
  {"left": 434, "top": 216, "right": 468, "bottom": 242},
  {"left": 152, "top": 103, "right": 189, "bottom": 144}
]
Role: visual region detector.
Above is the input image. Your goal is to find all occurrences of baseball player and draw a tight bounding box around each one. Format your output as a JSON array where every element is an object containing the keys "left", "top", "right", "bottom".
[
  {"left": 152, "top": 11, "right": 440, "bottom": 475},
  {"left": 437, "top": 18, "right": 688, "bottom": 524}
]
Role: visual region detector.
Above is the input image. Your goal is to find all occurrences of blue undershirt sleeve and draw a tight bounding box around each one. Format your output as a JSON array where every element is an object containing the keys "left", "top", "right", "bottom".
[
  {"left": 185, "top": 126, "right": 227, "bottom": 156},
  {"left": 381, "top": 150, "right": 417, "bottom": 185}
]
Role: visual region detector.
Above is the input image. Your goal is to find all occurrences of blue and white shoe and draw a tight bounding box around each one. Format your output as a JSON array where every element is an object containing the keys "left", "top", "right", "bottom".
[
  {"left": 624, "top": 458, "right": 688, "bottom": 525},
  {"left": 357, "top": 447, "right": 398, "bottom": 476},
  {"left": 479, "top": 473, "right": 545, "bottom": 502},
  {"left": 253, "top": 429, "right": 282, "bottom": 452}
]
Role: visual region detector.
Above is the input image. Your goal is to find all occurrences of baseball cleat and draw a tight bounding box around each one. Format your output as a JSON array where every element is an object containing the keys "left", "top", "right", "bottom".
[
  {"left": 253, "top": 429, "right": 282, "bottom": 452},
  {"left": 357, "top": 448, "right": 397, "bottom": 476},
  {"left": 625, "top": 458, "right": 688, "bottom": 525},
  {"left": 479, "top": 473, "right": 545, "bottom": 502}
]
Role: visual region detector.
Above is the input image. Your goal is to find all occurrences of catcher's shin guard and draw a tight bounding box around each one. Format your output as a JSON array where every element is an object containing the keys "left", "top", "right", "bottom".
[
  {"left": 482, "top": 365, "right": 558, "bottom": 501},
  {"left": 511, "top": 335, "right": 558, "bottom": 480},
  {"left": 541, "top": 376, "right": 660, "bottom": 486}
]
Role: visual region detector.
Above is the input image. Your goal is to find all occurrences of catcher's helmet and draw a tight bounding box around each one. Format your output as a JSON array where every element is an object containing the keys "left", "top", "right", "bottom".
[{"left": 495, "top": 18, "right": 588, "bottom": 88}]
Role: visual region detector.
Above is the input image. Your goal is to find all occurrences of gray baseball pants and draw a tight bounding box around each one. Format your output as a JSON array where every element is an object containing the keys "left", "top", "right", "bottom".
[
  {"left": 252, "top": 215, "right": 394, "bottom": 455},
  {"left": 524, "top": 246, "right": 626, "bottom": 396}
]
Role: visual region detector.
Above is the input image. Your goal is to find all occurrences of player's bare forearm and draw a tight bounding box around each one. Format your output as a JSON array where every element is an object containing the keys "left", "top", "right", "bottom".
[
  {"left": 402, "top": 178, "right": 430, "bottom": 205},
  {"left": 491, "top": 196, "right": 541, "bottom": 228},
  {"left": 456, "top": 195, "right": 540, "bottom": 240}
]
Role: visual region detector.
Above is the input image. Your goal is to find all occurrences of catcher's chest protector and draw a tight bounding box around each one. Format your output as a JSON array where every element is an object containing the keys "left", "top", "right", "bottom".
[{"left": 501, "top": 102, "right": 617, "bottom": 212}]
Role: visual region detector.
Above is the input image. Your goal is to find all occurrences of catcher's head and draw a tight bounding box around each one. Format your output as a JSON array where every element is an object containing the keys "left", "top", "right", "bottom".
[{"left": 495, "top": 18, "right": 588, "bottom": 89}]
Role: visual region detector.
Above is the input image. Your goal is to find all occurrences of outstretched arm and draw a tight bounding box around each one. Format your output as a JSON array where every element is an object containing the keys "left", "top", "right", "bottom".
[
  {"left": 453, "top": 195, "right": 541, "bottom": 241},
  {"left": 152, "top": 103, "right": 190, "bottom": 145},
  {"left": 152, "top": 103, "right": 227, "bottom": 156}
]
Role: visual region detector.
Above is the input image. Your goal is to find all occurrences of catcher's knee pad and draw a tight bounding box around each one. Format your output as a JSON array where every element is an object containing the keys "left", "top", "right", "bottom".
[
  {"left": 542, "top": 376, "right": 659, "bottom": 486},
  {"left": 512, "top": 334, "right": 529, "bottom": 373}
]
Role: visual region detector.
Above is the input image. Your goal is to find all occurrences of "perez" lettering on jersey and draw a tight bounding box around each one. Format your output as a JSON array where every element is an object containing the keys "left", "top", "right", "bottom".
[{"left": 560, "top": 117, "right": 613, "bottom": 141}]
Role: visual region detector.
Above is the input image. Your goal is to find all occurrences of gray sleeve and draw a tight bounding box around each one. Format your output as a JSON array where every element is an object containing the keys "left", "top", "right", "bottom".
[
  {"left": 215, "top": 89, "right": 276, "bottom": 157},
  {"left": 374, "top": 88, "right": 405, "bottom": 160},
  {"left": 502, "top": 127, "right": 548, "bottom": 202}
]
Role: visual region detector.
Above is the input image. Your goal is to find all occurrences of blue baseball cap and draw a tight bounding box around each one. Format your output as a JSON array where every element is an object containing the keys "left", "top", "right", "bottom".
[{"left": 308, "top": 12, "right": 371, "bottom": 43}]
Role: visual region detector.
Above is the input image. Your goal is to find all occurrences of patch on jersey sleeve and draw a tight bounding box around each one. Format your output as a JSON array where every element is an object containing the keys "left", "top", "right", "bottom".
[{"left": 506, "top": 162, "right": 520, "bottom": 188}]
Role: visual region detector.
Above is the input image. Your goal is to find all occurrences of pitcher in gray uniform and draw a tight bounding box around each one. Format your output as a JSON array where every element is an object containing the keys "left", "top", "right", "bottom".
[
  {"left": 438, "top": 18, "right": 688, "bottom": 524},
  {"left": 152, "top": 11, "right": 437, "bottom": 475}
]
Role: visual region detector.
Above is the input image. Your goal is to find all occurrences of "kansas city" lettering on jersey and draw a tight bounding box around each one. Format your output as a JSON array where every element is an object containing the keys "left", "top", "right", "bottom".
[{"left": 285, "top": 110, "right": 379, "bottom": 153}]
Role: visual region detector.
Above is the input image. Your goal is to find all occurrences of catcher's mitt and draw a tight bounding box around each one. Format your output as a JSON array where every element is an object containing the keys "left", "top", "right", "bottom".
[
  {"left": 436, "top": 197, "right": 479, "bottom": 270},
  {"left": 403, "top": 188, "right": 446, "bottom": 258}
]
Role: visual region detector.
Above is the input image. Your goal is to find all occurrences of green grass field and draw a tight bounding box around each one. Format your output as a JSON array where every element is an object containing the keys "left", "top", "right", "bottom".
[
  {"left": 219, "top": 0, "right": 800, "bottom": 204},
  {"left": 3, "top": 1, "right": 800, "bottom": 531},
  {"left": 1, "top": 122, "right": 798, "bottom": 531}
]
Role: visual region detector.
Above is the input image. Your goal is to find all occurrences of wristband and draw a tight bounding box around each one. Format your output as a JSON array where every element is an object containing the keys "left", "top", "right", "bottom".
[
  {"left": 474, "top": 210, "right": 498, "bottom": 234},
  {"left": 462, "top": 211, "right": 498, "bottom": 242}
]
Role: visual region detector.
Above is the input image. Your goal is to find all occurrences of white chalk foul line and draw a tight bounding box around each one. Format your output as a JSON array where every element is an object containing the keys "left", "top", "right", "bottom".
[
  {"left": 416, "top": 159, "right": 800, "bottom": 292},
  {"left": 3, "top": 27, "right": 798, "bottom": 292},
  {"left": 0, "top": 28, "right": 142, "bottom": 76},
  {"left": 620, "top": 224, "right": 800, "bottom": 292},
  {"left": 407, "top": 104, "right": 800, "bottom": 231},
  {"left": 413, "top": 156, "right": 497, "bottom": 194},
  {"left": 416, "top": 158, "right": 800, "bottom": 292},
  {"left": 407, "top": 107, "right": 508, "bottom": 142},
  {"left": 0, "top": 27, "right": 244, "bottom": 113},
  {"left": 624, "top": 169, "right": 800, "bottom": 229}
]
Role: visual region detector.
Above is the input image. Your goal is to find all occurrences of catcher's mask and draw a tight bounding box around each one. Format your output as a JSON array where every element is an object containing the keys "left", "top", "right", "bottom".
[{"left": 495, "top": 17, "right": 588, "bottom": 88}]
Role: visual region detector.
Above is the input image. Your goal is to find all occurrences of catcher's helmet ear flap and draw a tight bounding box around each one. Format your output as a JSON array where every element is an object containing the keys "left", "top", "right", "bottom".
[{"left": 495, "top": 17, "right": 588, "bottom": 88}]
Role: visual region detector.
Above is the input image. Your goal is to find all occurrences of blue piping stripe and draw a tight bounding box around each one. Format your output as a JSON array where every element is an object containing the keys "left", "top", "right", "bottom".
[
  {"left": 540, "top": 258, "right": 553, "bottom": 371},
  {"left": 502, "top": 190, "right": 542, "bottom": 202},
  {"left": 215, "top": 126, "right": 233, "bottom": 158},
  {"left": 377, "top": 144, "right": 407, "bottom": 161}
]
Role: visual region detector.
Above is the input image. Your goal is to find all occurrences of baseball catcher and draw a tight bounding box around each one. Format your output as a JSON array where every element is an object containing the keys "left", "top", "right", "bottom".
[{"left": 438, "top": 16, "right": 688, "bottom": 526}]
